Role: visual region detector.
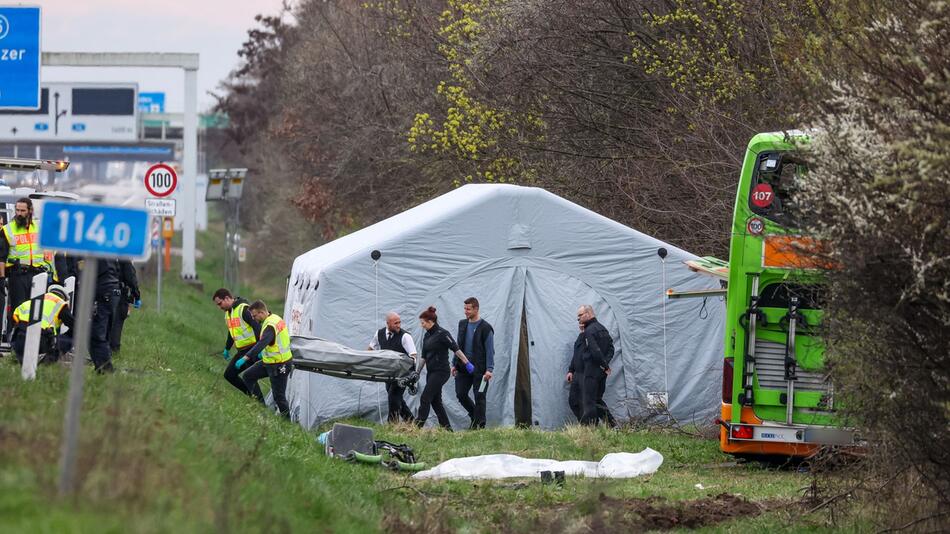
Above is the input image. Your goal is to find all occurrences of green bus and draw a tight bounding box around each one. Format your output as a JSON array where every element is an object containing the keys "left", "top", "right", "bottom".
[{"left": 680, "top": 133, "right": 859, "bottom": 457}]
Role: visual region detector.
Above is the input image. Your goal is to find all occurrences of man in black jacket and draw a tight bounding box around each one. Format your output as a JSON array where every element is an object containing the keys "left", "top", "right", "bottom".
[
  {"left": 576, "top": 304, "right": 617, "bottom": 426},
  {"left": 453, "top": 297, "right": 494, "bottom": 429},
  {"left": 566, "top": 322, "right": 586, "bottom": 421},
  {"left": 87, "top": 259, "right": 122, "bottom": 373},
  {"left": 368, "top": 311, "right": 417, "bottom": 423},
  {"left": 110, "top": 260, "right": 140, "bottom": 353}
]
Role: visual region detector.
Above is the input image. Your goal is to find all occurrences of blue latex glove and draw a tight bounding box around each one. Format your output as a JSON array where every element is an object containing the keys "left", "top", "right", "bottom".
[
  {"left": 465, "top": 362, "right": 475, "bottom": 374},
  {"left": 133, "top": 299, "right": 142, "bottom": 309},
  {"left": 235, "top": 356, "right": 248, "bottom": 370},
  {"left": 222, "top": 349, "right": 230, "bottom": 360}
]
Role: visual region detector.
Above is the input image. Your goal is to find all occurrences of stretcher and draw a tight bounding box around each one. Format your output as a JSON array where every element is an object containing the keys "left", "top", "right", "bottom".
[{"left": 290, "top": 335, "right": 419, "bottom": 391}]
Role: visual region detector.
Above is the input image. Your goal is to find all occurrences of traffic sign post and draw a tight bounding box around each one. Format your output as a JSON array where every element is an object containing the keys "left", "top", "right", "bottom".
[
  {"left": 208, "top": 168, "right": 248, "bottom": 289},
  {"left": 0, "top": 6, "right": 41, "bottom": 110},
  {"left": 39, "top": 201, "right": 149, "bottom": 497},
  {"left": 145, "top": 164, "right": 178, "bottom": 312}
]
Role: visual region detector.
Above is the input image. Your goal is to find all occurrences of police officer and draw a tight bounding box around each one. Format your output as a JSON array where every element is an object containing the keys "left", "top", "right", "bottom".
[
  {"left": 211, "top": 288, "right": 261, "bottom": 397},
  {"left": 368, "top": 311, "right": 417, "bottom": 423},
  {"left": 110, "top": 260, "right": 141, "bottom": 353},
  {"left": 84, "top": 259, "right": 122, "bottom": 373},
  {"left": 11, "top": 284, "right": 73, "bottom": 364},
  {"left": 240, "top": 300, "right": 293, "bottom": 418},
  {"left": 576, "top": 304, "right": 617, "bottom": 426},
  {"left": 566, "top": 321, "right": 586, "bottom": 421},
  {"left": 0, "top": 198, "right": 53, "bottom": 339}
]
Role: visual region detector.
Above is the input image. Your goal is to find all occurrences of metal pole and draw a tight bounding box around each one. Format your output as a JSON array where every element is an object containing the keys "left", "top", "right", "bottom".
[
  {"left": 58, "top": 257, "right": 98, "bottom": 497},
  {"left": 157, "top": 242, "right": 163, "bottom": 313},
  {"left": 181, "top": 67, "right": 198, "bottom": 279},
  {"left": 234, "top": 199, "right": 241, "bottom": 289}
]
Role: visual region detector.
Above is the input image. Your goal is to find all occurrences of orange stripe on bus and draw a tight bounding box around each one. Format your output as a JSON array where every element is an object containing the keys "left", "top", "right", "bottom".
[{"left": 762, "top": 235, "right": 835, "bottom": 270}]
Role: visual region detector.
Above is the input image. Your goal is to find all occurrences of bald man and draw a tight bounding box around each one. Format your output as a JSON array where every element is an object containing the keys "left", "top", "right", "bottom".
[{"left": 369, "top": 312, "right": 418, "bottom": 423}]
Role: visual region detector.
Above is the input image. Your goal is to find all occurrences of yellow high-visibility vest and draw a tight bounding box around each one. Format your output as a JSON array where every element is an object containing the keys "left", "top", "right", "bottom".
[
  {"left": 261, "top": 313, "right": 292, "bottom": 364},
  {"left": 3, "top": 221, "right": 50, "bottom": 269},
  {"left": 13, "top": 293, "right": 67, "bottom": 332},
  {"left": 226, "top": 302, "right": 256, "bottom": 349}
]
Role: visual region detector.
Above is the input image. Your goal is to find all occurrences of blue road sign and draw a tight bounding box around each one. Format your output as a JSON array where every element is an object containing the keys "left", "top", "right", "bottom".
[
  {"left": 138, "top": 92, "right": 165, "bottom": 113},
  {"left": 39, "top": 202, "right": 150, "bottom": 260},
  {"left": 0, "top": 6, "right": 41, "bottom": 110}
]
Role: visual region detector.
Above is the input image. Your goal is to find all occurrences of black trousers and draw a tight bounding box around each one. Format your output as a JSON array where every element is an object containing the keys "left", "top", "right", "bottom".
[
  {"left": 110, "top": 297, "right": 129, "bottom": 352},
  {"left": 224, "top": 346, "right": 261, "bottom": 398},
  {"left": 580, "top": 367, "right": 616, "bottom": 426},
  {"left": 386, "top": 381, "right": 413, "bottom": 423},
  {"left": 243, "top": 360, "right": 293, "bottom": 418},
  {"left": 90, "top": 290, "right": 119, "bottom": 373},
  {"left": 597, "top": 371, "right": 617, "bottom": 427},
  {"left": 568, "top": 374, "right": 583, "bottom": 421},
  {"left": 454, "top": 370, "right": 489, "bottom": 428},
  {"left": 416, "top": 369, "right": 451, "bottom": 429},
  {"left": 12, "top": 328, "right": 55, "bottom": 364}
]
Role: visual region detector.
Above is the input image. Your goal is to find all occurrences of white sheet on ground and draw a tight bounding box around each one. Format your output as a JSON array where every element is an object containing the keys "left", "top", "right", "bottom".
[{"left": 411, "top": 448, "right": 663, "bottom": 480}]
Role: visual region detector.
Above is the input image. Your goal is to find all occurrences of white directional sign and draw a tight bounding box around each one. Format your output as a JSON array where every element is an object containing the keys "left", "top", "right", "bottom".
[
  {"left": 144, "top": 163, "right": 178, "bottom": 198},
  {"left": 145, "top": 198, "right": 176, "bottom": 217}
]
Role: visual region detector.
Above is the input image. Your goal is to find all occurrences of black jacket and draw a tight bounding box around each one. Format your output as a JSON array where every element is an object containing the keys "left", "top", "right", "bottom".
[
  {"left": 569, "top": 333, "right": 585, "bottom": 374},
  {"left": 117, "top": 260, "right": 140, "bottom": 301},
  {"left": 454, "top": 318, "right": 493, "bottom": 372},
  {"left": 421, "top": 324, "right": 458, "bottom": 374},
  {"left": 579, "top": 318, "right": 615, "bottom": 371},
  {"left": 94, "top": 258, "right": 120, "bottom": 298}
]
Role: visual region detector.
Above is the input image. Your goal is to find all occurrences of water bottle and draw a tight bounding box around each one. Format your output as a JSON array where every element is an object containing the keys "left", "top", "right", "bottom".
[{"left": 134, "top": 299, "right": 142, "bottom": 309}]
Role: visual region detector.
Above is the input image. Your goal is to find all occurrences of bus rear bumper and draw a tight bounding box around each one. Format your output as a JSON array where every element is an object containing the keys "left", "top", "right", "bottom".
[{"left": 718, "top": 404, "right": 859, "bottom": 457}]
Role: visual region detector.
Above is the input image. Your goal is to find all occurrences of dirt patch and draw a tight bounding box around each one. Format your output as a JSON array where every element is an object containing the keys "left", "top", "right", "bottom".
[
  {"left": 587, "top": 492, "right": 780, "bottom": 531},
  {"left": 383, "top": 491, "right": 787, "bottom": 533}
]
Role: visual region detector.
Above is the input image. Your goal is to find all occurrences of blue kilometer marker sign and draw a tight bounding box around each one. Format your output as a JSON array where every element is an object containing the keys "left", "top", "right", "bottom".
[
  {"left": 0, "top": 6, "right": 41, "bottom": 110},
  {"left": 39, "top": 202, "right": 150, "bottom": 260}
]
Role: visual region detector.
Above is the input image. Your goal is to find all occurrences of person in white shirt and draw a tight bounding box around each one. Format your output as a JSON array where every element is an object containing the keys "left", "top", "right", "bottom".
[{"left": 368, "top": 311, "right": 418, "bottom": 423}]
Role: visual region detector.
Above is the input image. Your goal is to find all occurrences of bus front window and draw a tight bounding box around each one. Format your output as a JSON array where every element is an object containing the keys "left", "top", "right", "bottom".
[{"left": 749, "top": 152, "right": 804, "bottom": 227}]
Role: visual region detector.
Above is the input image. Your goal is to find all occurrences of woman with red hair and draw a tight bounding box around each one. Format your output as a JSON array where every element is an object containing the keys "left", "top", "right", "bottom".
[{"left": 416, "top": 306, "right": 473, "bottom": 430}]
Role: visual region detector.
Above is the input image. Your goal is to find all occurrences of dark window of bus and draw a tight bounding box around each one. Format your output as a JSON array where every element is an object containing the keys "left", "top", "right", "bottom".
[
  {"left": 758, "top": 282, "right": 824, "bottom": 310},
  {"left": 72, "top": 88, "right": 135, "bottom": 116},
  {"left": 0, "top": 88, "right": 49, "bottom": 115},
  {"left": 749, "top": 152, "right": 804, "bottom": 227}
]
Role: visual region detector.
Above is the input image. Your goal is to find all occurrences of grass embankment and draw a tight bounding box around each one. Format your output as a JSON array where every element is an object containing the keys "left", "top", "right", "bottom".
[{"left": 0, "top": 225, "right": 852, "bottom": 533}]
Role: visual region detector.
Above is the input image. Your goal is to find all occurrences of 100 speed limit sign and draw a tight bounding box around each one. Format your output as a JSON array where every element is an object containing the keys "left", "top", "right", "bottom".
[{"left": 144, "top": 163, "right": 178, "bottom": 198}]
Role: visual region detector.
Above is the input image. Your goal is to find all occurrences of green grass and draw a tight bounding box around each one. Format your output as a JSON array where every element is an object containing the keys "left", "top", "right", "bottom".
[{"left": 0, "top": 225, "right": 858, "bottom": 533}]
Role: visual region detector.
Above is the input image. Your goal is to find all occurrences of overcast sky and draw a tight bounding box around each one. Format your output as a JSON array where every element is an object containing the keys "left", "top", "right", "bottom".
[{"left": 37, "top": 0, "right": 286, "bottom": 112}]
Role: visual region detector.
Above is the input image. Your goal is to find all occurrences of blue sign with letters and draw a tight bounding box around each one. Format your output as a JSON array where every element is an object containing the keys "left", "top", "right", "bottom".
[
  {"left": 71, "top": 123, "right": 86, "bottom": 132},
  {"left": 34, "top": 122, "right": 48, "bottom": 131},
  {"left": 39, "top": 201, "right": 150, "bottom": 260},
  {"left": 138, "top": 92, "right": 165, "bottom": 113},
  {"left": 0, "top": 6, "right": 41, "bottom": 110}
]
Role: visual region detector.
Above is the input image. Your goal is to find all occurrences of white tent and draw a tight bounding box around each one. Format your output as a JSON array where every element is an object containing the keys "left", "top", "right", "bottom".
[{"left": 284, "top": 184, "right": 724, "bottom": 429}]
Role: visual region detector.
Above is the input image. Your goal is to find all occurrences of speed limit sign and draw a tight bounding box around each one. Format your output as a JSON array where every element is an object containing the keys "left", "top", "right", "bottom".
[{"left": 144, "top": 163, "right": 178, "bottom": 198}]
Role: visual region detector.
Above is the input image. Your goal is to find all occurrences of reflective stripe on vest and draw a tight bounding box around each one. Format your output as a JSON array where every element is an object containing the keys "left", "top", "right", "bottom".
[
  {"left": 226, "top": 302, "right": 256, "bottom": 349},
  {"left": 261, "top": 313, "right": 292, "bottom": 364},
  {"left": 3, "top": 221, "right": 47, "bottom": 268},
  {"left": 13, "top": 293, "right": 66, "bottom": 331}
]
